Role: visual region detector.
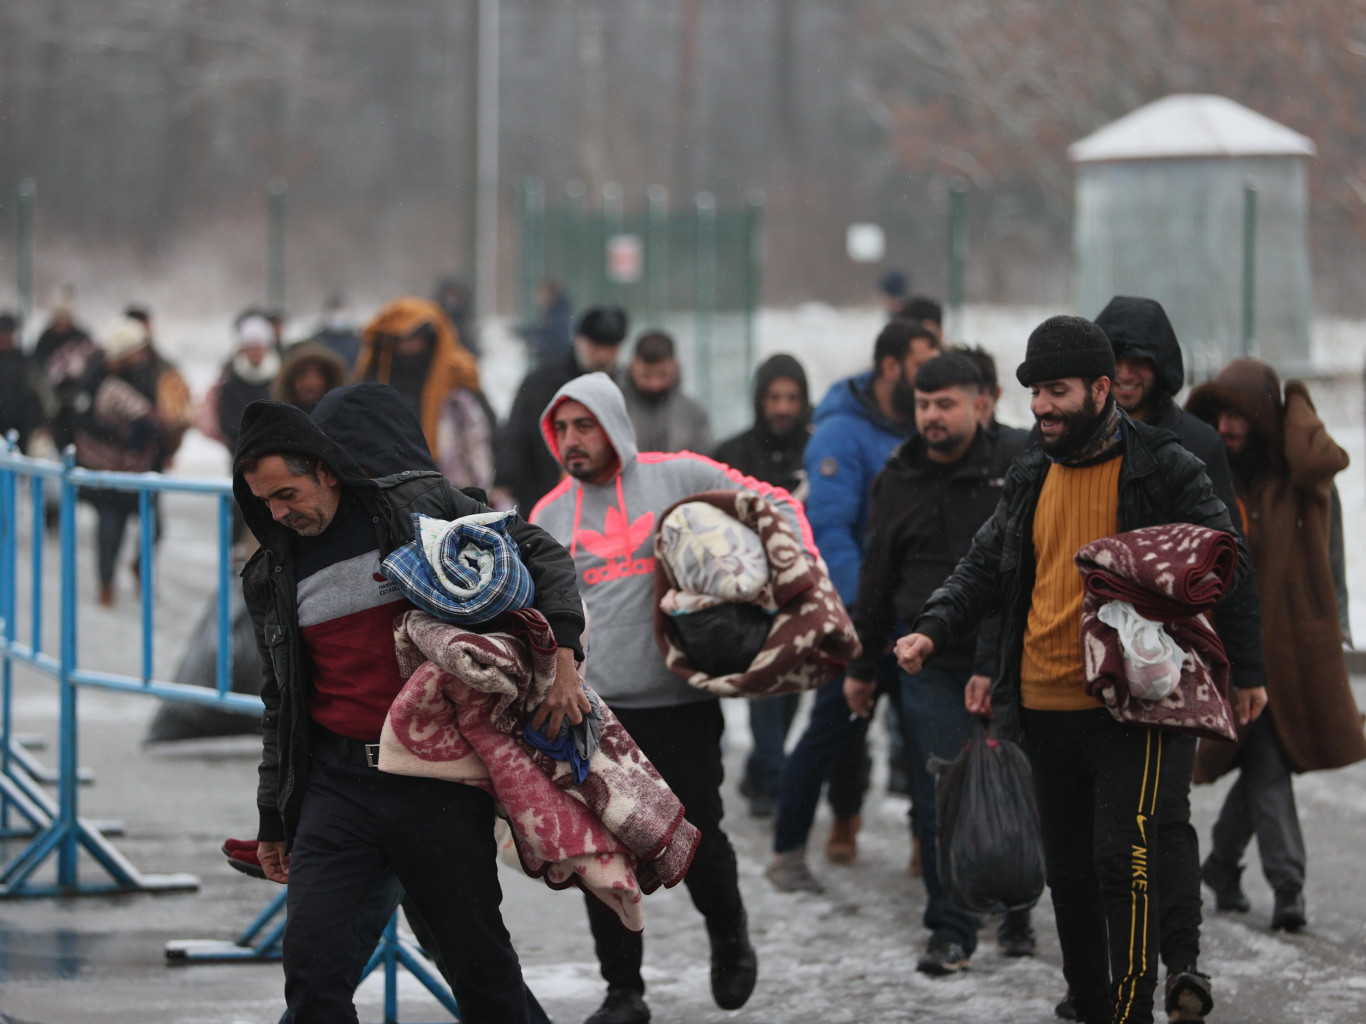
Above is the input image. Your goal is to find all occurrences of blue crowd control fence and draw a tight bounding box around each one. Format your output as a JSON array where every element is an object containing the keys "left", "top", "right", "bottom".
[{"left": 0, "top": 439, "right": 460, "bottom": 1020}]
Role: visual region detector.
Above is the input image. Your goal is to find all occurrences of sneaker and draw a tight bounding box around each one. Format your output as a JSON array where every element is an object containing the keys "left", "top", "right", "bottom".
[
  {"left": 221, "top": 838, "right": 267, "bottom": 880},
  {"left": 765, "top": 849, "right": 825, "bottom": 894},
  {"left": 916, "top": 938, "right": 970, "bottom": 976},
  {"left": 1200, "top": 855, "right": 1251, "bottom": 912},
  {"left": 1164, "top": 968, "right": 1214, "bottom": 1022},
  {"left": 1271, "top": 887, "right": 1306, "bottom": 932},
  {"left": 996, "top": 910, "right": 1036, "bottom": 957},
  {"left": 707, "top": 912, "right": 757, "bottom": 1010},
  {"left": 583, "top": 987, "right": 650, "bottom": 1024},
  {"left": 825, "top": 815, "right": 861, "bottom": 864},
  {"left": 1054, "top": 989, "right": 1078, "bottom": 1020}
]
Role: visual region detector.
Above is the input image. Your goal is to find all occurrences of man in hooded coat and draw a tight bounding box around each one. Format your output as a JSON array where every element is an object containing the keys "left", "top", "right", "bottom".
[
  {"left": 1186, "top": 359, "right": 1366, "bottom": 933},
  {"left": 1092, "top": 296, "right": 1268, "bottom": 1019},
  {"left": 232, "top": 387, "right": 586, "bottom": 1023},
  {"left": 530, "top": 372, "right": 814, "bottom": 1024}
]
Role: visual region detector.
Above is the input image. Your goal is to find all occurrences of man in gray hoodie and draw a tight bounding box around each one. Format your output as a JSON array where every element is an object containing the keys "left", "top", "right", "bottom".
[{"left": 530, "top": 372, "right": 814, "bottom": 1024}]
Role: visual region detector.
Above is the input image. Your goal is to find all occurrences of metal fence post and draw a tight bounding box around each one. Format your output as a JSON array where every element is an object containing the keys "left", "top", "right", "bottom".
[
  {"left": 267, "top": 178, "right": 288, "bottom": 312},
  {"left": 601, "top": 182, "right": 623, "bottom": 307},
  {"left": 646, "top": 185, "right": 669, "bottom": 324},
  {"left": 694, "top": 192, "right": 717, "bottom": 401},
  {"left": 1242, "top": 181, "right": 1258, "bottom": 358},
  {"left": 519, "top": 177, "right": 545, "bottom": 324},
  {"left": 16, "top": 179, "right": 36, "bottom": 322},
  {"left": 947, "top": 178, "right": 968, "bottom": 340},
  {"left": 743, "top": 191, "right": 765, "bottom": 375},
  {"left": 56, "top": 448, "right": 79, "bottom": 885},
  {"left": 565, "top": 180, "right": 588, "bottom": 307}
]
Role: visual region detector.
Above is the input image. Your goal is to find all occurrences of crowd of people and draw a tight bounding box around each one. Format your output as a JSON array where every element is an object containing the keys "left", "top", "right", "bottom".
[{"left": 2, "top": 270, "right": 1361, "bottom": 1024}]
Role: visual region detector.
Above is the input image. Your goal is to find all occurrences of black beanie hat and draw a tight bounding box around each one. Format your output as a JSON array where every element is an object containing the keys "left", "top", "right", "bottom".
[
  {"left": 576, "top": 307, "right": 629, "bottom": 347},
  {"left": 1015, "top": 315, "right": 1116, "bottom": 387}
]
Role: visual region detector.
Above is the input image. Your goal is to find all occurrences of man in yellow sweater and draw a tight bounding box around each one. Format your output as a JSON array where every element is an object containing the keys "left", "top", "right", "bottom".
[{"left": 894, "top": 316, "right": 1263, "bottom": 1024}]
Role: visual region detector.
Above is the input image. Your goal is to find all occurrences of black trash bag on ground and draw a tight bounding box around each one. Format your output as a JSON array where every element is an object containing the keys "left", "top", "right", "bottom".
[
  {"left": 142, "top": 586, "right": 263, "bottom": 743},
  {"left": 933, "top": 717, "right": 1045, "bottom": 915},
  {"left": 670, "top": 602, "right": 772, "bottom": 678}
]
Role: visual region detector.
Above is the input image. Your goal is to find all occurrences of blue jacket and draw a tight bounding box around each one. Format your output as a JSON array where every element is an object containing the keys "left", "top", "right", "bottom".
[{"left": 804, "top": 370, "right": 909, "bottom": 606}]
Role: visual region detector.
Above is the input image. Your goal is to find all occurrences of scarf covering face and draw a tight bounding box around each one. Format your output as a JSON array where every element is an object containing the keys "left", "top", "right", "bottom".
[{"left": 1075, "top": 523, "right": 1238, "bottom": 742}]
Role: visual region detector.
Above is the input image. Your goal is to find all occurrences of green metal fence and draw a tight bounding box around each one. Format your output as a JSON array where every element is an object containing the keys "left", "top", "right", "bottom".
[{"left": 517, "top": 179, "right": 763, "bottom": 439}]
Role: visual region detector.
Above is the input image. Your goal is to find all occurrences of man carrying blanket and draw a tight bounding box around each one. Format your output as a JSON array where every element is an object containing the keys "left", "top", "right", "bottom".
[
  {"left": 233, "top": 389, "right": 587, "bottom": 1024},
  {"left": 895, "top": 317, "right": 1260, "bottom": 1024},
  {"left": 530, "top": 372, "right": 816, "bottom": 1024}
]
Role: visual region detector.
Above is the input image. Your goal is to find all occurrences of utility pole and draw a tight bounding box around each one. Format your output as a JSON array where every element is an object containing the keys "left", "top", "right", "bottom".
[{"left": 474, "top": 0, "right": 501, "bottom": 325}]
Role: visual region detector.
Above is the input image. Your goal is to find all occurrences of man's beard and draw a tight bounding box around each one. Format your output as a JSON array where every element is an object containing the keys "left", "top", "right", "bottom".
[
  {"left": 892, "top": 377, "right": 917, "bottom": 421},
  {"left": 1037, "top": 391, "right": 1103, "bottom": 459},
  {"left": 924, "top": 425, "right": 972, "bottom": 454}
]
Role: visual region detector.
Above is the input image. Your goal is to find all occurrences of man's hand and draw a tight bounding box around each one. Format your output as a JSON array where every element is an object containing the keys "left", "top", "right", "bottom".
[
  {"left": 258, "top": 840, "right": 290, "bottom": 884},
  {"left": 1234, "top": 686, "right": 1268, "bottom": 726},
  {"left": 965, "top": 674, "right": 993, "bottom": 717},
  {"left": 843, "top": 677, "right": 876, "bottom": 719},
  {"left": 530, "top": 647, "right": 592, "bottom": 736},
  {"left": 895, "top": 633, "right": 935, "bottom": 675}
]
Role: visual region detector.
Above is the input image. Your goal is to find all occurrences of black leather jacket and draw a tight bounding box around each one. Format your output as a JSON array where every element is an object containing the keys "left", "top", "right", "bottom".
[{"left": 911, "top": 411, "right": 1249, "bottom": 741}]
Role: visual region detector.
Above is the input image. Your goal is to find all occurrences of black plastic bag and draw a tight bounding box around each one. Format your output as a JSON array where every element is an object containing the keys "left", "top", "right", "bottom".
[
  {"left": 143, "top": 586, "right": 264, "bottom": 743},
  {"left": 670, "top": 602, "right": 772, "bottom": 678},
  {"left": 934, "top": 717, "right": 1045, "bottom": 915}
]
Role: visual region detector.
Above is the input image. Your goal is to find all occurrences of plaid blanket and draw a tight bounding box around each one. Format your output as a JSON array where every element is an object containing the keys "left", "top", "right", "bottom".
[
  {"left": 381, "top": 510, "right": 533, "bottom": 626},
  {"left": 653, "top": 489, "right": 861, "bottom": 697},
  {"left": 1075, "top": 523, "right": 1238, "bottom": 742},
  {"left": 379, "top": 609, "right": 700, "bottom": 927}
]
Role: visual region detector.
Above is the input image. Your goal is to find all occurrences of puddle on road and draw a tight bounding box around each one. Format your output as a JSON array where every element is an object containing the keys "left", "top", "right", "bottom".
[{"left": 0, "top": 922, "right": 149, "bottom": 980}]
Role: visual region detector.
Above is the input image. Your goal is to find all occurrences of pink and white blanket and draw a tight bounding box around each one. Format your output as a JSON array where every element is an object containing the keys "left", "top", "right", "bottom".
[{"left": 378, "top": 608, "right": 700, "bottom": 931}]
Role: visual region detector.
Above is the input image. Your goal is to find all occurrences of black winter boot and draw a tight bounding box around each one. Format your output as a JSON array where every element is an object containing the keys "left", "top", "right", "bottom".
[
  {"left": 707, "top": 911, "right": 758, "bottom": 1010},
  {"left": 1200, "top": 855, "right": 1251, "bottom": 912},
  {"left": 583, "top": 986, "right": 650, "bottom": 1024}
]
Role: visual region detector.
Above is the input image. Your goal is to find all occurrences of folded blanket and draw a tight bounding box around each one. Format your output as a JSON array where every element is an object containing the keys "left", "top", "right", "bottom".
[
  {"left": 381, "top": 609, "right": 700, "bottom": 923},
  {"left": 381, "top": 510, "right": 534, "bottom": 626},
  {"left": 653, "top": 490, "right": 861, "bottom": 697},
  {"left": 1075, "top": 524, "right": 1238, "bottom": 742}
]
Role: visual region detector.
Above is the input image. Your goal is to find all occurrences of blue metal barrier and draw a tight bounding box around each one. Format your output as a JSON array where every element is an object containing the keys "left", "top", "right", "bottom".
[{"left": 0, "top": 439, "right": 460, "bottom": 1020}]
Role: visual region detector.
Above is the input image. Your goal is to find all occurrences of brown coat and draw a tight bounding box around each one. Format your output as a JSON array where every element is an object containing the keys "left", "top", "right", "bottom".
[{"left": 1187, "top": 359, "right": 1366, "bottom": 777}]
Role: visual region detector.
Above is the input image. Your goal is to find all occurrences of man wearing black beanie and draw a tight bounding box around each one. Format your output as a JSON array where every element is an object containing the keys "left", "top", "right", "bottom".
[
  {"left": 497, "top": 306, "right": 629, "bottom": 511},
  {"left": 895, "top": 314, "right": 1265, "bottom": 1024}
]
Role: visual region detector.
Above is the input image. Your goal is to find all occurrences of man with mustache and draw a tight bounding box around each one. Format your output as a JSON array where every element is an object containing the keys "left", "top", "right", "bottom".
[
  {"left": 895, "top": 316, "right": 1262, "bottom": 1024},
  {"left": 766, "top": 319, "right": 940, "bottom": 892}
]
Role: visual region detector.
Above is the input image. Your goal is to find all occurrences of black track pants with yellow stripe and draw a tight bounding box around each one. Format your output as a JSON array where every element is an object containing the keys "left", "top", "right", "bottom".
[{"left": 1024, "top": 708, "right": 1186, "bottom": 1024}]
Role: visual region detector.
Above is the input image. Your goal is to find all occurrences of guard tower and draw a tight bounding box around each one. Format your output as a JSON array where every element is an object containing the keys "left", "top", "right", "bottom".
[{"left": 1071, "top": 94, "right": 1315, "bottom": 371}]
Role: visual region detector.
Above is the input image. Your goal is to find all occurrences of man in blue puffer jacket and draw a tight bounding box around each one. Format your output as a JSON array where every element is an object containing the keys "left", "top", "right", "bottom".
[{"left": 766, "top": 318, "right": 940, "bottom": 892}]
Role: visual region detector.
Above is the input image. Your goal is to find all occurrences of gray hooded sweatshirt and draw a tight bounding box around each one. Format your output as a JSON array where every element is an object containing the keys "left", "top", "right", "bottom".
[{"left": 530, "top": 372, "right": 814, "bottom": 709}]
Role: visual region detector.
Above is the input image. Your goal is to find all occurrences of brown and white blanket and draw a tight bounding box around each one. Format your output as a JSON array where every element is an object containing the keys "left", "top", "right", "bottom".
[
  {"left": 652, "top": 489, "right": 861, "bottom": 697},
  {"left": 1075, "top": 523, "right": 1238, "bottom": 743},
  {"left": 379, "top": 608, "right": 700, "bottom": 930}
]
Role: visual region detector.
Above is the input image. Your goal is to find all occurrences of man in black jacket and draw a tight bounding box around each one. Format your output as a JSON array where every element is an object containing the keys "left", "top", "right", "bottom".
[
  {"left": 233, "top": 392, "right": 587, "bottom": 1024},
  {"left": 844, "top": 352, "right": 1033, "bottom": 975},
  {"left": 1093, "top": 295, "right": 1268, "bottom": 1020},
  {"left": 896, "top": 316, "right": 1266, "bottom": 1024},
  {"left": 497, "top": 307, "right": 628, "bottom": 511},
  {"left": 714, "top": 353, "right": 812, "bottom": 816}
]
